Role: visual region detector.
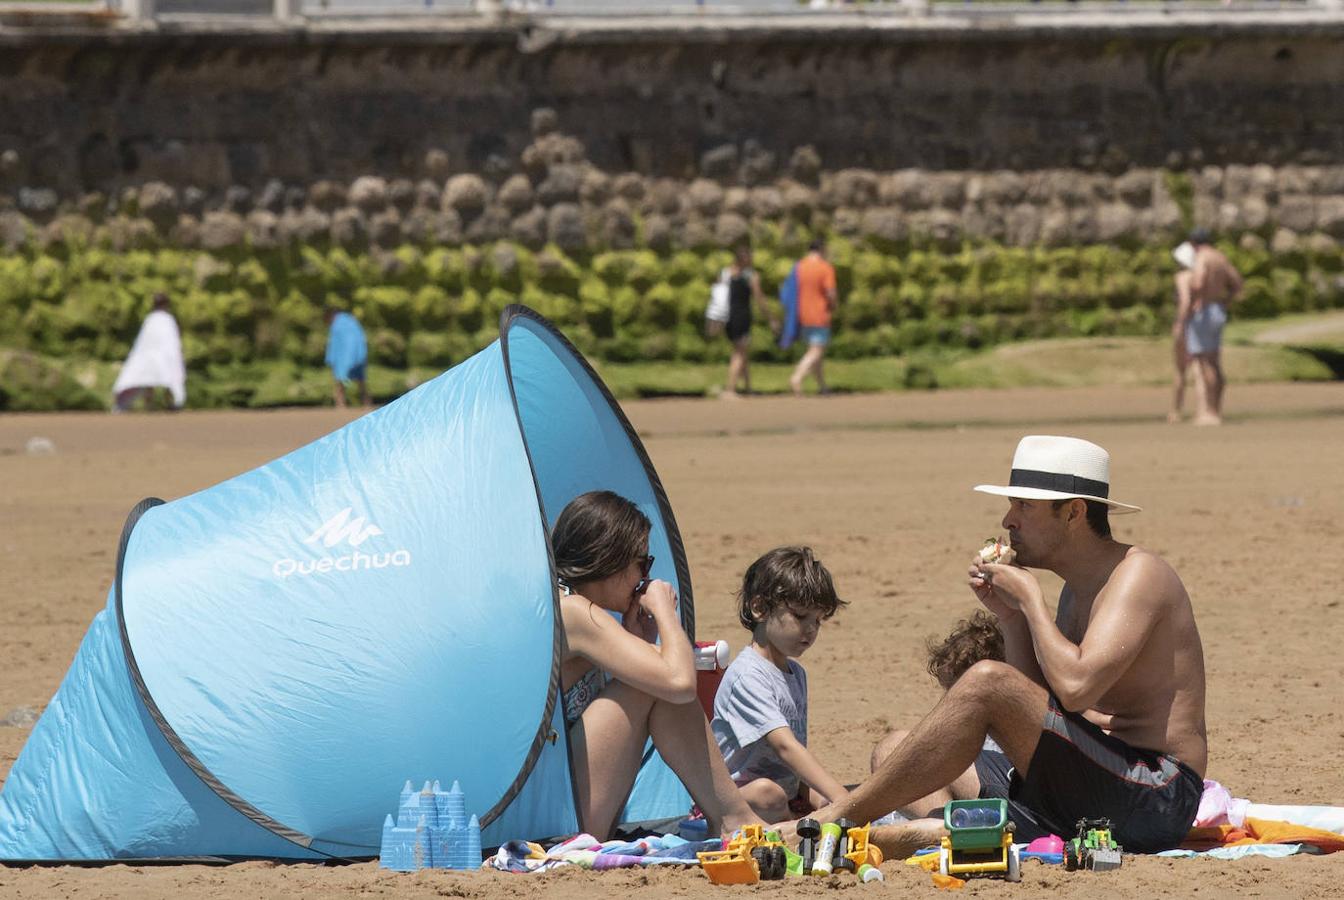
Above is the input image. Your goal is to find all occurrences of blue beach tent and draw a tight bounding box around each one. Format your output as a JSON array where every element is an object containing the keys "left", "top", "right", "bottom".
[{"left": 0, "top": 306, "right": 695, "bottom": 862}]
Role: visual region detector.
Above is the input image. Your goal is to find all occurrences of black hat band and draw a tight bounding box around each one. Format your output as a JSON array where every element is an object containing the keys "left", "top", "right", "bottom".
[{"left": 1009, "top": 468, "right": 1109, "bottom": 499}]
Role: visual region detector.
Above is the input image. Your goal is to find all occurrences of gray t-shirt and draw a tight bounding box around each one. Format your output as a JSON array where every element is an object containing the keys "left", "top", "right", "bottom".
[{"left": 711, "top": 646, "right": 809, "bottom": 797}]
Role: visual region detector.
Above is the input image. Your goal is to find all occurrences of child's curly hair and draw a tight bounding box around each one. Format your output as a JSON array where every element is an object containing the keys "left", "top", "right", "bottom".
[
  {"left": 737, "top": 546, "right": 846, "bottom": 630},
  {"left": 926, "top": 610, "right": 1005, "bottom": 690}
]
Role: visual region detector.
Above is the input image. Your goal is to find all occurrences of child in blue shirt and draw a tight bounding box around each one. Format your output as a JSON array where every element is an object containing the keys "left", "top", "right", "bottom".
[{"left": 711, "top": 546, "right": 849, "bottom": 822}]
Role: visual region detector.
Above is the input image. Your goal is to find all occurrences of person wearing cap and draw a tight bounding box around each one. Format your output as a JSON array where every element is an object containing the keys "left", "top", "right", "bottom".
[
  {"left": 1178, "top": 228, "right": 1242, "bottom": 425},
  {"left": 790, "top": 436, "right": 1207, "bottom": 855}
]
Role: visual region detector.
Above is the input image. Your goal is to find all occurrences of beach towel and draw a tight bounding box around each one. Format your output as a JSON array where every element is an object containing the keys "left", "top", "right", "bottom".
[
  {"left": 777, "top": 263, "right": 800, "bottom": 349},
  {"left": 112, "top": 310, "right": 186, "bottom": 407},
  {"left": 325, "top": 311, "right": 368, "bottom": 381},
  {"left": 1180, "top": 818, "right": 1344, "bottom": 855},
  {"left": 484, "top": 832, "right": 722, "bottom": 873},
  {"left": 902, "top": 791, "right": 1344, "bottom": 868},
  {"left": 1165, "top": 796, "right": 1344, "bottom": 859}
]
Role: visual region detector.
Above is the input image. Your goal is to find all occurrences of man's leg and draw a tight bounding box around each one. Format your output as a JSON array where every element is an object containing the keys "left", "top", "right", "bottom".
[
  {"left": 870, "top": 728, "right": 979, "bottom": 818},
  {"left": 1192, "top": 355, "right": 1221, "bottom": 425},
  {"left": 332, "top": 378, "right": 348, "bottom": 409},
  {"left": 1208, "top": 348, "right": 1225, "bottom": 417},
  {"left": 814, "top": 661, "right": 1049, "bottom": 827},
  {"left": 789, "top": 344, "right": 823, "bottom": 395},
  {"left": 357, "top": 378, "right": 370, "bottom": 407}
]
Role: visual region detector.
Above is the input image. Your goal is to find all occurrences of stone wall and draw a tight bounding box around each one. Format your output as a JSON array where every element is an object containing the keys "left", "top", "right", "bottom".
[
  {"left": 1, "top": 19, "right": 1343, "bottom": 197},
  {"left": 5, "top": 117, "right": 1344, "bottom": 257},
  {"left": 2, "top": 19, "right": 1344, "bottom": 253}
]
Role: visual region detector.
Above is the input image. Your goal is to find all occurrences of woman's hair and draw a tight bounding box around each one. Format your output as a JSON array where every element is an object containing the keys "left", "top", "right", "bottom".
[
  {"left": 737, "top": 546, "right": 846, "bottom": 630},
  {"left": 926, "top": 611, "right": 1005, "bottom": 690},
  {"left": 552, "top": 490, "right": 652, "bottom": 588}
]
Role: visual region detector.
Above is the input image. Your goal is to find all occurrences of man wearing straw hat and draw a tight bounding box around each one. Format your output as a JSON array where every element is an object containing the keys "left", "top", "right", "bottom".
[{"left": 798, "top": 436, "right": 1208, "bottom": 853}]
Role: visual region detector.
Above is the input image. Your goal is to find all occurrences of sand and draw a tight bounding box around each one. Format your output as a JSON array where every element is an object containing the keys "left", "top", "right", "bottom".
[{"left": 2, "top": 382, "right": 1343, "bottom": 898}]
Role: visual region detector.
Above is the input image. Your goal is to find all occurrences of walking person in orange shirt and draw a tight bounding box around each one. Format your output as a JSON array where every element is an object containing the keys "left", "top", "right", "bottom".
[{"left": 788, "top": 240, "right": 839, "bottom": 397}]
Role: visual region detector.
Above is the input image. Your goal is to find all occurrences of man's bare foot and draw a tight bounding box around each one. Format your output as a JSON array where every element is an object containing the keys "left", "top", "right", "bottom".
[
  {"left": 720, "top": 389, "right": 741, "bottom": 401},
  {"left": 868, "top": 819, "right": 947, "bottom": 859},
  {"left": 1193, "top": 413, "right": 1222, "bottom": 426},
  {"left": 1167, "top": 410, "right": 1183, "bottom": 424},
  {"left": 788, "top": 378, "right": 803, "bottom": 397}
]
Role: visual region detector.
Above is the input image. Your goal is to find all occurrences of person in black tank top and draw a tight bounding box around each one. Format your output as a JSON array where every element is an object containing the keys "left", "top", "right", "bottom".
[{"left": 722, "top": 244, "right": 772, "bottom": 398}]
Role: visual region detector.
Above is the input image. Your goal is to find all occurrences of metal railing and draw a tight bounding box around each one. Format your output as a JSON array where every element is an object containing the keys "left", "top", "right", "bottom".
[{"left": 6, "top": 0, "right": 1338, "bottom": 25}]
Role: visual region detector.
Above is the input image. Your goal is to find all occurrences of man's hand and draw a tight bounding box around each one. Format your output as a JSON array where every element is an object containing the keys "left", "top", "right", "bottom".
[
  {"left": 770, "top": 817, "right": 800, "bottom": 847},
  {"left": 971, "top": 562, "right": 1043, "bottom": 619},
  {"left": 769, "top": 805, "right": 829, "bottom": 848},
  {"left": 969, "top": 559, "right": 1022, "bottom": 621}
]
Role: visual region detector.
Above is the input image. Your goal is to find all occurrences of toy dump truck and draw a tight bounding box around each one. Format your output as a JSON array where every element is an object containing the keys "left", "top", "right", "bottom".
[
  {"left": 937, "top": 799, "right": 1021, "bottom": 882},
  {"left": 697, "top": 825, "right": 788, "bottom": 884},
  {"left": 698, "top": 821, "right": 881, "bottom": 885},
  {"left": 1064, "top": 818, "right": 1123, "bottom": 872}
]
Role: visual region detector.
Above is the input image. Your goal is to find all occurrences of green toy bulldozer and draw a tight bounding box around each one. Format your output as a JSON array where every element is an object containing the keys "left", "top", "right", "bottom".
[{"left": 1064, "top": 818, "right": 1123, "bottom": 872}]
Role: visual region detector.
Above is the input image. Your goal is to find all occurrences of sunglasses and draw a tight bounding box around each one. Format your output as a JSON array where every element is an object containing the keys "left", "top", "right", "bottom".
[{"left": 634, "top": 554, "right": 655, "bottom": 594}]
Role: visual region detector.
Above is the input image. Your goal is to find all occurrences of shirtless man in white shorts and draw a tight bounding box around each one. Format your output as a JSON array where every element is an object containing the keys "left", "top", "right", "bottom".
[{"left": 1176, "top": 229, "right": 1242, "bottom": 425}]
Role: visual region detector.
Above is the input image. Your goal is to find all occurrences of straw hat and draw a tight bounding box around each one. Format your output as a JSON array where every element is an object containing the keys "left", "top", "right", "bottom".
[
  {"left": 1172, "top": 241, "right": 1196, "bottom": 271},
  {"left": 973, "top": 435, "right": 1141, "bottom": 514}
]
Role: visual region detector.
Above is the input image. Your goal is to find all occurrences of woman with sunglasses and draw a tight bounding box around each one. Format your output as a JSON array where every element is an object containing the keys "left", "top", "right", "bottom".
[{"left": 553, "top": 490, "right": 757, "bottom": 840}]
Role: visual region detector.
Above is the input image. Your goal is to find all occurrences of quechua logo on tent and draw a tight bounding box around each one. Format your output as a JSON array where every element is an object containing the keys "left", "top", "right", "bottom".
[{"left": 272, "top": 507, "right": 412, "bottom": 578}]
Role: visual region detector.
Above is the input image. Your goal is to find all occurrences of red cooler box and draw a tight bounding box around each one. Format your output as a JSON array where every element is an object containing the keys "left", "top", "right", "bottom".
[{"left": 694, "top": 640, "right": 730, "bottom": 719}]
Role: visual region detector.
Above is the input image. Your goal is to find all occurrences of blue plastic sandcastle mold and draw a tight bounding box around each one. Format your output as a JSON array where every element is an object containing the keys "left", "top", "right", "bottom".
[{"left": 379, "top": 779, "right": 482, "bottom": 871}]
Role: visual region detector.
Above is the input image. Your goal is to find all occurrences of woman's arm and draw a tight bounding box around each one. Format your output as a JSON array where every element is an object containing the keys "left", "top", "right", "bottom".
[
  {"left": 1173, "top": 270, "right": 1194, "bottom": 336},
  {"left": 562, "top": 581, "right": 697, "bottom": 704}
]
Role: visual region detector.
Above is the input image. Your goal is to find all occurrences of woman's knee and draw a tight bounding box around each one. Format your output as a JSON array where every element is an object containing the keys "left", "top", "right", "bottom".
[{"left": 592, "top": 679, "right": 658, "bottom": 723}]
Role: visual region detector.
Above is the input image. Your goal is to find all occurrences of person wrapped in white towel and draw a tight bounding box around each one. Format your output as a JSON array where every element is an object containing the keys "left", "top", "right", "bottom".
[{"left": 112, "top": 293, "right": 186, "bottom": 412}]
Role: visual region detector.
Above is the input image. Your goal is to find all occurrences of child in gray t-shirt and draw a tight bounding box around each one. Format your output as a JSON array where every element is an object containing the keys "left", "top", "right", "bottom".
[{"left": 711, "top": 547, "right": 849, "bottom": 823}]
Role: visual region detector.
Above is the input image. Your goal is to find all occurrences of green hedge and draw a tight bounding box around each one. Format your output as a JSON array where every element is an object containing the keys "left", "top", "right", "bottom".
[{"left": 2, "top": 236, "right": 1341, "bottom": 389}]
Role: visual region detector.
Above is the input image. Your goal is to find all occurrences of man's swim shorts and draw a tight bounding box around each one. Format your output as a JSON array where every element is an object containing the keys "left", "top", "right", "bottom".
[
  {"left": 974, "top": 694, "right": 1202, "bottom": 852},
  {"left": 1185, "top": 303, "right": 1227, "bottom": 356}
]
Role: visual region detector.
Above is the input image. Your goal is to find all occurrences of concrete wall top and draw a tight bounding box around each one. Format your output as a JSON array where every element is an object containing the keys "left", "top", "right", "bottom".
[{"left": 4, "top": 8, "right": 1344, "bottom": 46}]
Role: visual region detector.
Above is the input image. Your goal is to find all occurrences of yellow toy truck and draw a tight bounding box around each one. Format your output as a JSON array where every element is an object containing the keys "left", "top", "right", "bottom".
[
  {"left": 936, "top": 799, "right": 1021, "bottom": 882},
  {"left": 697, "top": 825, "right": 787, "bottom": 884}
]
